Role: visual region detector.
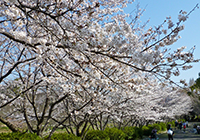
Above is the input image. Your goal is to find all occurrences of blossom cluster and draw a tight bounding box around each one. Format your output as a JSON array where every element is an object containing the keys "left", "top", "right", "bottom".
[{"left": 0, "top": 0, "right": 199, "bottom": 136}]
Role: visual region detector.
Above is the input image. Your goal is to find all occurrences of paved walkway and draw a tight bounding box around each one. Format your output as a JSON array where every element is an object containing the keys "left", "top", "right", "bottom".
[{"left": 142, "top": 122, "right": 200, "bottom": 140}]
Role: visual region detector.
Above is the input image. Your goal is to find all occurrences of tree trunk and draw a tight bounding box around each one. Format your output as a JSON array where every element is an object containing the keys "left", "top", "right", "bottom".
[{"left": 0, "top": 116, "right": 21, "bottom": 132}]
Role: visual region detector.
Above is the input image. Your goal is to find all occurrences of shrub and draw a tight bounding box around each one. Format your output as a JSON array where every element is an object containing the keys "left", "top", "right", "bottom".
[
  {"left": 20, "top": 133, "right": 42, "bottom": 140},
  {"left": 133, "top": 127, "right": 143, "bottom": 139},
  {"left": 0, "top": 132, "right": 81, "bottom": 140},
  {"left": 159, "top": 122, "right": 167, "bottom": 131},
  {"left": 104, "top": 127, "right": 126, "bottom": 140},
  {"left": 0, "top": 132, "right": 42, "bottom": 140},
  {"left": 152, "top": 124, "right": 161, "bottom": 132},
  {"left": 49, "top": 133, "right": 81, "bottom": 140},
  {"left": 123, "top": 126, "right": 137, "bottom": 140},
  {"left": 179, "top": 119, "right": 186, "bottom": 122},
  {"left": 146, "top": 124, "right": 154, "bottom": 132},
  {"left": 84, "top": 130, "right": 109, "bottom": 140},
  {"left": 142, "top": 126, "right": 151, "bottom": 136},
  {"left": 170, "top": 120, "right": 175, "bottom": 127}
]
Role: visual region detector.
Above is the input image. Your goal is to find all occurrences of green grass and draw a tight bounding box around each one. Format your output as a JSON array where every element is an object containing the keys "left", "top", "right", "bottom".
[
  {"left": 0, "top": 126, "right": 11, "bottom": 133},
  {"left": 0, "top": 126, "right": 9, "bottom": 130}
]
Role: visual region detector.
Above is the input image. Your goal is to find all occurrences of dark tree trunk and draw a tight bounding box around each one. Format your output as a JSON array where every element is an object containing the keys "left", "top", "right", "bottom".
[{"left": 0, "top": 116, "right": 21, "bottom": 132}]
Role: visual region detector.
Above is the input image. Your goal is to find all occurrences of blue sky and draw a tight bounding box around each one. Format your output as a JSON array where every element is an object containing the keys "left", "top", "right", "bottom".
[{"left": 124, "top": 0, "right": 200, "bottom": 83}]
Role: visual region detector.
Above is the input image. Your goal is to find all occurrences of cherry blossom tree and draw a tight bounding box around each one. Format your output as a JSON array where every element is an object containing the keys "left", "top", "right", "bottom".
[
  {"left": 0, "top": 0, "right": 199, "bottom": 137},
  {"left": 188, "top": 73, "right": 200, "bottom": 116},
  {"left": 0, "top": 44, "right": 38, "bottom": 132},
  {"left": 84, "top": 78, "right": 192, "bottom": 129}
]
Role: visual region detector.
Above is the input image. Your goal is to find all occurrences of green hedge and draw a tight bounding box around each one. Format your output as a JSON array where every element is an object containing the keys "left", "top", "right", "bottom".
[
  {"left": 0, "top": 132, "right": 42, "bottom": 140},
  {"left": 0, "top": 132, "right": 80, "bottom": 140},
  {"left": 0, "top": 120, "right": 179, "bottom": 140},
  {"left": 48, "top": 133, "right": 81, "bottom": 140},
  {"left": 142, "top": 122, "right": 168, "bottom": 136},
  {"left": 84, "top": 130, "right": 110, "bottom": 140},
  {"left": 84, "top": 127, "right": 139, "bottom": 140},
  {"left": 104, "top": 127, "right": 126, "bottom": 140},
  {"left": 159, "top": 122, "right": 167, "bottom": 131},
  {"left": 142, "top": 125, "right": 151, "bottom": 136},
  {"left": 123, "top": 126, "right": 137, "bottom": 140}
]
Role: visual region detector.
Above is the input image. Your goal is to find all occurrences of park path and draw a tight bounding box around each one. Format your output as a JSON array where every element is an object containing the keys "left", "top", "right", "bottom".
[{"left": 142, "top": 122, "right": 200, "bottom": 140}]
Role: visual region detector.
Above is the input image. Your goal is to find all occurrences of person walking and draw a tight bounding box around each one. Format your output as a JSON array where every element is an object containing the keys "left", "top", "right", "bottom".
[
  {"left": 150, "top": 127, "right": 158, "bottom": 139},
  {"left": 179, "top": 121, "right": 182, "bottom": 130},
  {"left": 167, "top": 124, "right": 174, "bottom": 140},
  {"left": 175, "top": 120, "right": 178, "bottom": 130},
  {"left": 197, "top": 125, "right": 200, "bottom": 134},
  {"left": 183, "top": 122, "right": 186, "bottom": 133},
  {"left": 185, "top": 121, "right": 189, "bottom": 127}
]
